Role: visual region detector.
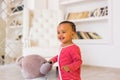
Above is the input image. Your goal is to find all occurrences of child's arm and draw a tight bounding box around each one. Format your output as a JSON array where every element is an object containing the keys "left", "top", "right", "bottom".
[
  {"left": 66, "top": 47, "right": 82, "bottom": 72},
  {"left": 48, "top": 55, "right": 58, "bottom": 64}
]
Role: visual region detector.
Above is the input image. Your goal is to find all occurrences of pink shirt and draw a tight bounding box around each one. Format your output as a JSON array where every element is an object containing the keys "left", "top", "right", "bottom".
[{"left": 51, "top": 44, "right": 82, "bottom": 80}]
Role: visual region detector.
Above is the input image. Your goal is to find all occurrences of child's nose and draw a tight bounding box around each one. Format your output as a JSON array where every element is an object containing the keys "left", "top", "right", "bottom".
[{"left": 58, "top": 33, "right": 63, "bottom": 37}]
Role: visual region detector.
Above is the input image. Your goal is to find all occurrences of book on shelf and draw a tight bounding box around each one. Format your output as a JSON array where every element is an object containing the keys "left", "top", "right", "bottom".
[
  {"left": 83, "top": 32, "right": 91, "bottom": 39},
  {"left": 90, "top": 6, "right": 108, "bottom": 17},
  {"left": 11, "top": 4, "right": 24, "bottom": 13},
  {"left": 88, "top": 32, "right": 102, "bottom": 39},
  {"left": 86, "top": 32, "right": 94, "bottom": 39},
  {"left": 80, "top": 32, "right": 89, "bottom": 39},
  {"left": 66, "top": 11, "right": 90, "bottom": 20},
  {"left": 76, "top": 31, "right": 102, "bottom": 39},
  {"left": 76, "top": 31, "right": 84, "bottom": 39}
]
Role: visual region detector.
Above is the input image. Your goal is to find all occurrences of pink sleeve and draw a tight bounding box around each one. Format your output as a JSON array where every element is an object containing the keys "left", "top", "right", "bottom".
[
  {"left": 51, "top": 55, "right": 58, "bottom": 63},
  {"left": 68, "top": 47, "right": 82, "bottom": 71}
]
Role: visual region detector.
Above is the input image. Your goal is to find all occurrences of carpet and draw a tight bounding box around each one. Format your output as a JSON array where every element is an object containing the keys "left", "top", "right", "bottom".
[
  {"left": 0, "top": 64, "right": 24, "bottom": 80},
  {"left": 0, "top": 63, "right": 57, "bottom": 80}
]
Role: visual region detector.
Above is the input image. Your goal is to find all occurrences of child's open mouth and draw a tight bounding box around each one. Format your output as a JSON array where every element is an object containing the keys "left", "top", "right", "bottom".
[{"left": 59, "top": 37, "right": 65, "bottom": 41}]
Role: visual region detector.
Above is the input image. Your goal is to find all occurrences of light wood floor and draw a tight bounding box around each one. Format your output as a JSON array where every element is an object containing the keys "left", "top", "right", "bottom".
[
  {"left": 0, "top": 64, "right": 120, "bottom": 80},
  {"left": 81, "top": 65, "right": 120, "bottom": 80}
]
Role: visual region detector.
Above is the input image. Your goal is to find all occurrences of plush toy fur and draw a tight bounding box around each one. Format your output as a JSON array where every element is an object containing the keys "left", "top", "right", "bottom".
[{"left": 16, "top": 54, "right": 52, "bottom": 80}]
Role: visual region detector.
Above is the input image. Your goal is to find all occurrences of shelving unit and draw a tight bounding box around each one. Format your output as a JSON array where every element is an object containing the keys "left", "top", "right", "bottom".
[
  {"left": 9, "top": 11, "right": 23, "bottom": 17},
  {"left": 7, "top": 3, "right": 23, "bottom": 28},
  {"left": 69, "top": 16, "right": 108, "bottom": 23},
  {"left": 59, "top": 0, "right": 112, "bottom": 44},
  {"left": 6, "top": 1, "right": 23, "bottom": 41}
]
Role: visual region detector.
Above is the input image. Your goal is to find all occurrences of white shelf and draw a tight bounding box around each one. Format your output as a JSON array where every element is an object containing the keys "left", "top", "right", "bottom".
[
  {"left": 73, "top": 39, "right": 110, "bottom": 44},
  {"left": 9, "top": 25, "right": 22, "bottom": 28},
  {"left": 10, "top": 11, "right": 23, "bottom": 17},
  {"left": 60, "top": 0, "right": 105, "bottom": 6},
  {"left": 60, "top": 0, "right": 84, "bottom": 5},
  {"left": 68, "top": 16, "right": 108, "bottom": 23}
]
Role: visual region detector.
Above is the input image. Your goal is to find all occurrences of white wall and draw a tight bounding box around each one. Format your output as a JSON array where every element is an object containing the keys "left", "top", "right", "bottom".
[
  {"left": 24, "top": 0, "right": 47, "bottom": 10},
  {"left": 48, "top": 0, "right": 59, "bottom": 10}
]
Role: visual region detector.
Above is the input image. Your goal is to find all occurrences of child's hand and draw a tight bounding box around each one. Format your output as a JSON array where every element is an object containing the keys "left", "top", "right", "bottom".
[
  {"left": 62, "top": 65, "right": 70, "bottom": 72},
  {"left": 48, "top": 60, "right": 53, "bottom": 64}
]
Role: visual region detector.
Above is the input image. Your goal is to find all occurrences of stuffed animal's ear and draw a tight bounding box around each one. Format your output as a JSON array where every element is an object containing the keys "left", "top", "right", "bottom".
[{"left": 16, "top": 56, "right": 24, "bottom": 68}]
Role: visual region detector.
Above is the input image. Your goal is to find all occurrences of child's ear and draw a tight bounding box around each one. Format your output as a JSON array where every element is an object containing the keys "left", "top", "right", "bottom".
[
  {"left": 72, "top": 31, "right": 75, "bottom": 35},
  {"left": 72, "top": 32, "right": 78, "bottom": 39}
]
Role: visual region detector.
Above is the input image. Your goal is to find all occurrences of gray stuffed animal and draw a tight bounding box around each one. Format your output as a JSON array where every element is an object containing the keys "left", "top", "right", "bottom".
[{"left": 16, "top": 54, "right": 52, "bottom": 80}]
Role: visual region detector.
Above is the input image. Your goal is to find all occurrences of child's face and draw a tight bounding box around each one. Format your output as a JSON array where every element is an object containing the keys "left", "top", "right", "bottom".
[{"left": 57, "top": 23, "right": 75, "bottom": 45}]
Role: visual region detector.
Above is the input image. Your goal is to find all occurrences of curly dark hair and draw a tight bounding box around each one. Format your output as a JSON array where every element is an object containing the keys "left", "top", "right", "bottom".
[{"left": 59, "top": 21, "right": 76, "bottom": 32}]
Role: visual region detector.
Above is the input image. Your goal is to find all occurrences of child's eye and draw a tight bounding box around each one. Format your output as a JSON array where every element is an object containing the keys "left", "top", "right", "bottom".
[
  {"left": 57, "top": 31, "right": 66, "bottom": 34},
  {"left": 57, "top": 32, "right": 60, "bottom": 34}
]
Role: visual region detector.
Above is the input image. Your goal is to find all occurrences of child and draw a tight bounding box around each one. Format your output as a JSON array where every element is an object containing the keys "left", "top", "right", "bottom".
[{"left": 49, "top": 21, "right": 82, "bottom": 80}]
